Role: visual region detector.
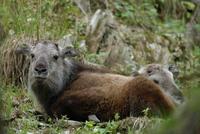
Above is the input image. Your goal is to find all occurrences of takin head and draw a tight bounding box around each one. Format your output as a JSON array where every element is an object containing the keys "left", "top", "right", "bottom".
[{"left": 135, "top": 64, "right": 184, "bottom": 105}]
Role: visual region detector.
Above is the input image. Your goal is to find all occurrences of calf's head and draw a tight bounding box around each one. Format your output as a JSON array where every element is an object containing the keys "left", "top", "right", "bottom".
[{"left": 137, "top": 64, "right": 184, "bottom": 105}]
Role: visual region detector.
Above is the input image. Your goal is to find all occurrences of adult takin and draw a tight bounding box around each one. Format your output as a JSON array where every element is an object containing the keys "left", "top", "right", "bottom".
[{"left": 17, "top": 41, "right": 177, "bottom": 122}]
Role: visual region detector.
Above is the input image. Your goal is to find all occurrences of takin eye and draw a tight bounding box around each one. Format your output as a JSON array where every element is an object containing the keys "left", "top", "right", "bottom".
[
  {"left": 147, "top": 70, "right": 152, "bottom": 75},
  {"left": 153, "top": 79, "right": 159, "bottom": 84},
  {"left": 53, "top": 55, "right": 59, "bottom": 60}
]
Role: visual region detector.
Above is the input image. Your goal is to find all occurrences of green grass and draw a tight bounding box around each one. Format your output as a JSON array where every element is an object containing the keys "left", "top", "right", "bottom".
[{"left": 0, "top": 0, "right": 82, "bottom": 40}]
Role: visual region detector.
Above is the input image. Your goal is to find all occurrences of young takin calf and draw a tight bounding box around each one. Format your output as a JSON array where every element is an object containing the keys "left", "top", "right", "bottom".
[
  {"left": 134, "top": 64, "right": 184, "bottom": 105},
  {"left": 17, "top": 41, "right": 176, "bottom": 122}
]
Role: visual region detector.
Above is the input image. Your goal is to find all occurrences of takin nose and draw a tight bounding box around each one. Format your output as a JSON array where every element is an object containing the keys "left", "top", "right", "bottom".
[{"left": 34, "top": 63, "right": 48, "bottom": 75}]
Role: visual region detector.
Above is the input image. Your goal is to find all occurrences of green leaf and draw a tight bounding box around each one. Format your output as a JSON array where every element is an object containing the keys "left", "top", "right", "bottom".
[{"left": 181, "top": 1, "right": 196, "bottom": 11}]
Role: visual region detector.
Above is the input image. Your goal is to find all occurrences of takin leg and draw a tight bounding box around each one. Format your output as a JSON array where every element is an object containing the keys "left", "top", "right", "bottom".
[
  {"left": 127, "top": 76, "right": 175, "bottom": 117},
  {"left": 88, "top": 114, "right": 100, "bottom": 122},
  {"left": 50, "top": 87, "right": 109, "bottom": 121},
  {"left": 50, "top": 86, "right": 128, "bottom": 122}
]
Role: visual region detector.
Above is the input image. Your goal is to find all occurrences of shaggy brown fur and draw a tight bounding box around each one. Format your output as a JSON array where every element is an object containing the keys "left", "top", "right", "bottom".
[{"left": 51, "top": 74, "right": 175, "bottom": 121}]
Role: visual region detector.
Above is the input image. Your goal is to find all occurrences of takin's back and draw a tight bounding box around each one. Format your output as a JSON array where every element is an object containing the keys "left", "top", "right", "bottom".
[{"left": 51, "top": 74, "right": 175, "bottom": 121}]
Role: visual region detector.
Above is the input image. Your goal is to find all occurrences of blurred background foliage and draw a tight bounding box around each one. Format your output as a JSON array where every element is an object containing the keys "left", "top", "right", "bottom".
[
  {"left": 0, "top": 0, "right": 199, "bottom": 41},
  {"left": 0, "top": 0, "right": 81, "bottom": 39}
]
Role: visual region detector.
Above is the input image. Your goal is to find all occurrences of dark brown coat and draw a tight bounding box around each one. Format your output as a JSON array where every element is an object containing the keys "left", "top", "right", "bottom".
[
  {"left": 51, "top": 72, "right": 175, "bottom": 121},
  {"left": 17, "top": 42, "right": 175, "bottom": 122}
]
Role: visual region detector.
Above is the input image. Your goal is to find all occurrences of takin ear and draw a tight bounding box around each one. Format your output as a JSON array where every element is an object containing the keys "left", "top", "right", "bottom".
[
  {"left": 15, "top": 43, "right": 31, "bottom": 55},
  {"left": 60, "top": 47, "right": 79, "bottom": 58},
  {"left": 167, "top": 64, "right": 179, "bottom": 78}
]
